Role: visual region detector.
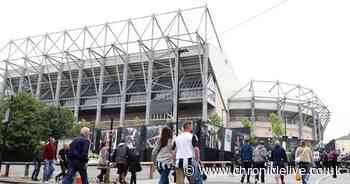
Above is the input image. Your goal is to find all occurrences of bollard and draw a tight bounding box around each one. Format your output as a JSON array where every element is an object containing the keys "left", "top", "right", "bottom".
[
  {"left": 24, "top": 164, "right": 30, "bottom": 177},
  {"left": 149, "top": 164, "right": 154, "bottom": 179},
  {"left": 4, "top": 164, "right": 10, "bottom": 177}
]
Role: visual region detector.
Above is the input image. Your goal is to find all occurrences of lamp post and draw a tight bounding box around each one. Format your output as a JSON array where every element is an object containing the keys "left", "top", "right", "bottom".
[{"left": 175, "top": 48, "right": 188, "bottom": 136}]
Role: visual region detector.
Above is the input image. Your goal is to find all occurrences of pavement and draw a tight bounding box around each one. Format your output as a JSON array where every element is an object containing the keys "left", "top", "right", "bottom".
[{"left": 1, "top": 174, "right": 349, "bottom": 184}]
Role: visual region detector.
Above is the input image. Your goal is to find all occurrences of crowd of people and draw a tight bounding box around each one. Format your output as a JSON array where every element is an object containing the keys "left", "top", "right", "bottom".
[
  {"left": 30, "top": 121, "right": 345, "bottom": 184},
  {"left": 236, "top": 138, "right": 343, "bottom": 184}
]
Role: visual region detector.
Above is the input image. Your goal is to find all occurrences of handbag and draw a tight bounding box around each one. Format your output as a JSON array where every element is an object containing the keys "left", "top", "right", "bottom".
[{"left": 294, "top": 168, "right": 301, "bottom": 181}]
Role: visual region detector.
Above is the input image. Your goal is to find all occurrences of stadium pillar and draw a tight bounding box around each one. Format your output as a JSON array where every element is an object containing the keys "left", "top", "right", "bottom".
[
  {"left": 95, "top": 59, "right": 105, "bottom": 127},
  {"left": 317, "top": 113, "right": 322, "bottom": 142},
  {"left": 1, "top": 63, "right": 8, "bottom": 97},
  {"left": 120, "top": 55, "right": 129, "bottom": 127},
  {"left": 202, "top": 44, "right": 209, "bottom": 122},
  {"left": 145, "top": 51, "right": 154, "bottom": 125},
  {"left": 250, "top": 96, "right": 256, "bottom": 134},
  {"left": 18, "top": 68, "right": 27, "bottom": 92},
  {"left": 35, "top": 66, "right": 44, "bottom": 99},
  {"left": 173, "top": 49, "right": 179, "bottom": 125},
  {"left": 74, "top": 62, "right": 84, "bottom": 122},
  {"left": 312, "top": 109, "right": 318, "bottom": 142},
  {"left": 298, "top": 105, "right": 303, "bottom": 139},
  {"left": 55, "top": 64, "right": 64, "bottom": 105}
]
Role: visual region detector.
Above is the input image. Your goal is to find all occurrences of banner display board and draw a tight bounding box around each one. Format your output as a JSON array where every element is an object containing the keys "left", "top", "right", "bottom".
[
  {"left": 120, "top": 127, "right": 142, "bottom": 149},
  {"left": 224, "top": 129, "right": 232, "bottom": 152},
  {"left": 205, "top": 124, "right": 222, "bottom": 150},
  {"left": 146, "top": 125, "right": 168, "bottom": 148}
]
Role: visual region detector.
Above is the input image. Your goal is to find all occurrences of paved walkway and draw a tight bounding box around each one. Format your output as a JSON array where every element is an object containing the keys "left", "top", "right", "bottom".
[{"left": 0, "top": 175, "right": 342, "bottom": 184}]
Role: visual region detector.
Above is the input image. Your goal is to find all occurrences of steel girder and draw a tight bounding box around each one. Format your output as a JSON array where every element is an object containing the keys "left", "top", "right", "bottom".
[{"left": 0, "top": 6, "right": 221, "bottom": 126}]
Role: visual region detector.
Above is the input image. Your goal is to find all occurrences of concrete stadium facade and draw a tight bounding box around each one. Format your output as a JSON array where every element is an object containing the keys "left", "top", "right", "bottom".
[
  {"left": 0, "top": 7, "right": 239, "bottom": 129},
  {"left": 0, "top": 6, "right": 329, "bottom": 143},
  {"left": 228, "top": 80, "right": 330, "bottom": 142}
]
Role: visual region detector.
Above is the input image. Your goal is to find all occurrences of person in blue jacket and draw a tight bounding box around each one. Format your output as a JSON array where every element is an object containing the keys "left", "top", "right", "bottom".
[
  {"left": 240, "top": 138, "right": 253, "bottom": 184},
  {"left": 63, "top": 127, "right": 90, "bottom": 184}
]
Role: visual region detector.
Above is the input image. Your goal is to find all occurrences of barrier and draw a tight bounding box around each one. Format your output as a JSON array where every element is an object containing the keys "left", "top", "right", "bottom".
[{"left": 0, "top": 161, "right": 231, "bottom": 179}]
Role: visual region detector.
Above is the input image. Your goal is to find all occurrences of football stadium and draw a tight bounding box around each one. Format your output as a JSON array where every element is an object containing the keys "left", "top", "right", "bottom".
[{"left": 0, "top": 6, "right": 330, "bottom": 160}]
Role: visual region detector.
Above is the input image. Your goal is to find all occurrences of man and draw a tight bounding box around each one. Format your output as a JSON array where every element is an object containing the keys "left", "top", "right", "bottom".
[
  {"left": 240, "top": 138, "right": 253, "bottom": 184},
  {"left": 112, "top": 142, "right": 129, "bottom": 184},
  {"left": 270, "top": 141, "right": 288, "bottom": 184},
  {"left": 43, "top": 136, "right": 56, "bottom": 184},
  {"left": 328, "top": 148, "right": 338, "bottom": 178},
  {"left": 56, "top": 144, "right": 69, "bottom": 182},
  {"left": 253, "top": 140, "right": 267, "bottom": 184},
  {"left": 31, "top": 143, "right": 44, "bottom": 181},
  {"left": 173, "top": 120, "right": 203, "bottom": 184},
  {"left": 63, "top": 127, "right": 90, "bottom": 184},
  {"left": 295, "top": 141, "right": 313, "bottom": 184}
]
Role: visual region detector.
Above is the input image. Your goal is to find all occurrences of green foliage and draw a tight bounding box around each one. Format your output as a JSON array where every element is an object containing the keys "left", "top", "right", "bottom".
[
  {"left": 0, "top": 92, "right": 75, "bottom": 161},
  {"left": 209, "top": 113, "right": 222, "bottom": 126},
  {"left": 65, "top": 119, "right": 93, "bottom": 138},
  {"left": 269, "top": 112, "right": 283, "bottom": 138},
  {"left": 133, "top": 116, "right": 141, "bottom": 125},
  {"left": 240, "top": 117, "right": 252, "bottom": 129},
  {"left": 240, "top": 117, "right": 256, "bottom": 144}
]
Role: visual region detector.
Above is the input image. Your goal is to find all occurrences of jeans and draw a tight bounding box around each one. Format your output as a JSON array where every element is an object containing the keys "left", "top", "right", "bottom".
[
  {"left": 43, "top": 160, "right": 55, "bottom": 181},
  {"left": 56, "top": 160, "right": 68, "bottom": 180},
  {"left": 241, "top": 161, "right": 252, "bottom": 183},
  {"left": 130, "top": 171, "right": 137, "bottom": 184},
  {"left": 253, "top": 162, "right": 265, "bottom": 183},
  {"left": 299, "top": 162, "right": 310, "bottom": 184},
  {"left": 157, "top": 166, "right": 171, "bottom": 184},
  {"left": 31, "top": 160, "right": 41, "bottom": 180},
  {"left": 63, "top": 160, "right": 88, "bottom": 184}
]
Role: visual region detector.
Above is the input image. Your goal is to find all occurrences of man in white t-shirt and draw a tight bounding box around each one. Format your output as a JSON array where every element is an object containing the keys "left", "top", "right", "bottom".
[{"left": 173, "top": 120, "right": 202, "bottom": 184}]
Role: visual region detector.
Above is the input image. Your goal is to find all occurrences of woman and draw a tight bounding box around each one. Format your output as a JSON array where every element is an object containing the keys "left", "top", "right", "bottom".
[
  {"left": 128, "top": 148, "right": 142, "bottom": 184},
  {"left": 152, "top": 127, "right": 174, "bottom": 184},
  {"left": 97, "top": 142, "right": 109, "bottom": 183},
  {"left": 295, "top": 141, "right": 313, "bottom": 184}
]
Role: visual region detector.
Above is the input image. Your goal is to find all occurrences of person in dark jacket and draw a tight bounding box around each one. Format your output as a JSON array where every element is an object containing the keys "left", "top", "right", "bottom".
[
  {"left": 31, "top": 143, "right": 44, "bottom": 181},
  {"left": 328, "top": 149, "right": 338, "bottom": 178},
  {"left": 128, "top": 148, "right": 142, "bottom": 184},
  {"left": 240, "top": 139, "right": 253, "bottom": 184},
  {"left": 63, "top": 127, "right": 90, "bottom": 184},
  {"left": 112, "top": 142, "right": 129, "bottom": 184},
  {"left": 270, "top": 141, "right": 288, "bottom": 184},
  {"left": 55, "top": 144, "right": 69, "bottom": 182}
]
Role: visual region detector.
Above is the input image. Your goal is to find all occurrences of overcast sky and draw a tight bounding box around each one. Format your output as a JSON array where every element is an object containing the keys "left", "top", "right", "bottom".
[{"left": 0, "top": 0, "right": 348, "bottom": 142}]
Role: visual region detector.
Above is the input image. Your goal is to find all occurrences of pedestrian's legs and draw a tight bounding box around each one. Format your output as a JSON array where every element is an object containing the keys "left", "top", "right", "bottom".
[
  {"left": 63, "top": 161, "right": 77, "bottom": 184},
  {"left": 253, "top": 162, "right": 259, "bottom": 182},
  {"left": 257, "top": 162, "right": 265, "bottom": 183},
  {"left": 46, "top": 160, "right": 55, "bottom": 180},
  {"left": 32, "top": 161, "right": 41, "bottom": 180},
  {"left": 130, "top": 171, "right": 136, "bottom": 184},
  {"left": 332, "top": 161, "right": 337, "bottom": 178},
  {"left": 158, "top": 167, "right": 170, "bottom": 184},
  {"left": 43, "top": 160, "right": 49, "bottom": 181},
  {"left": 175, "top": 168, "right": 185, "bottom": 184},
  {"left": 280, "top": 174, "right": 285, "bottom": 184},
  {"left": 77, "top": 164, "right": 89, "bottom": 184}
]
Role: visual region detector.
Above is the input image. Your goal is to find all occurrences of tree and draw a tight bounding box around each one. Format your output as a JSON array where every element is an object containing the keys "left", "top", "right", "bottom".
[
  {"left": 240, "top": 117, "right": 256, "bottom": 145},
  {"left": 209, "top": 113, "right": 222, "bottom": 126},
  {"left": 0, "top": 92, "right": 75, "bottom": 161},
  {"left": 240, "top": 117, "right": 252, "bottom": 129},
  {"left": 269, "top": 112, "right": 283, "bottom": 139},
  {"left": 66, "top": 119, "right": 93, "bottom": 138}
]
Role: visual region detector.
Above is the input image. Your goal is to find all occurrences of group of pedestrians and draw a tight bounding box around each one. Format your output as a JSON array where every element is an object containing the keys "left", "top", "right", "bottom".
[
  {"left": 31, "top": 127, "right": 91, "bottom": 184},
  {"left": 238, "top": 139, "right": 317, "bottom": 184},
  {"left": 152, "top": 120, "right": 204, "bottom": 184}
]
